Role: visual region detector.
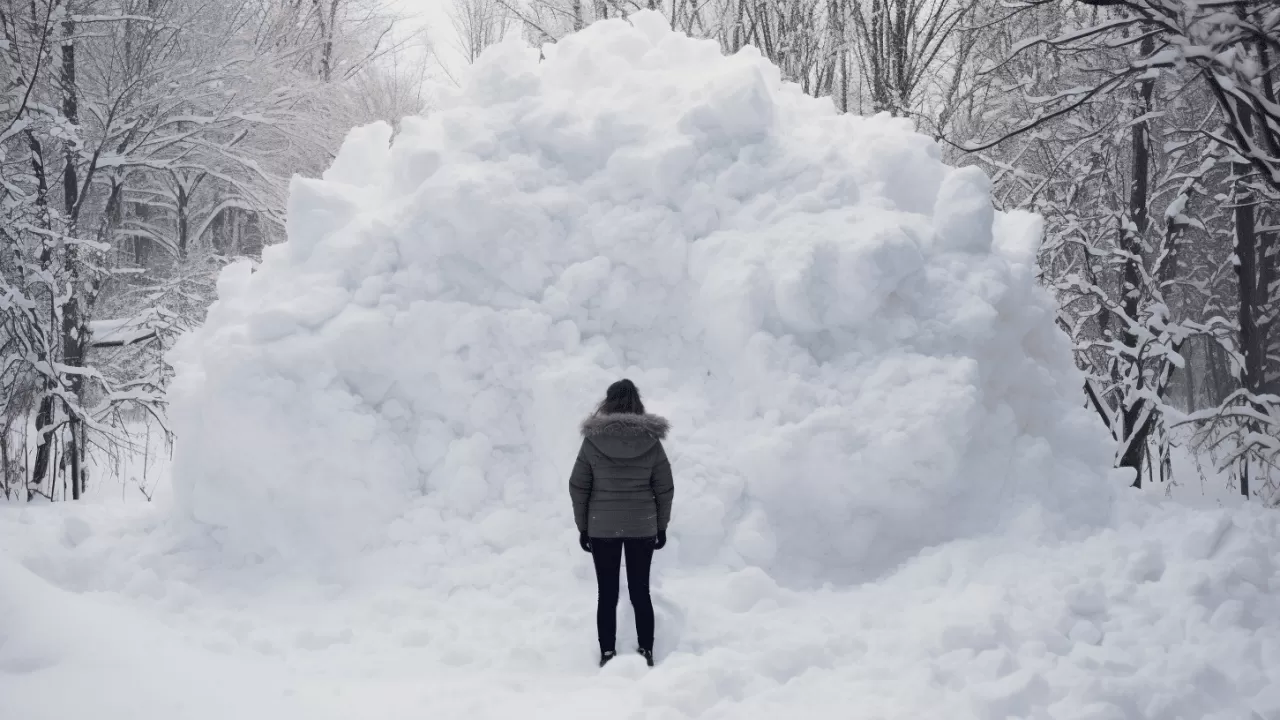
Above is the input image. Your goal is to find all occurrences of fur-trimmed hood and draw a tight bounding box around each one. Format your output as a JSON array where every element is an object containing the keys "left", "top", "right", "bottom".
[
  {"left": 580, "top": 412, "right": 670, "bottom": 440},
  {"left": 569, "top": 413, "right": 674, "bottom": 538}
]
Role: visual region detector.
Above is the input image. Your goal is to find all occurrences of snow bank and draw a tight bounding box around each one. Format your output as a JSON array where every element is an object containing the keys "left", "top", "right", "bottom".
[
  {"left": 169, "top": 12, "right": 1116, "bottom": 583},
  {"left": 5, "top": 494, "right": 1279, "bottom": 720}
]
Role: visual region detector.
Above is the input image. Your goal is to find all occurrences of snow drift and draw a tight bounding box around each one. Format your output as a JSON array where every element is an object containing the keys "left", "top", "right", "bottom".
[{"left": 169, "top": 12, "right": 1116, "bottom": 583}]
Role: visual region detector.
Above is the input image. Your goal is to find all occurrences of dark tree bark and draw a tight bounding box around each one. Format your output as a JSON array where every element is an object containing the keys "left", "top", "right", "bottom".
[
  {"left": 24, "top": 128, "right": 56, "bottom": 494},
  {"left": 59, "top": 12, "right": 85, "bottom": 500},
  {"left": 314, "top": 0, "right": 340, "bottom": 81},
  {"left": 1232, "top": 102, "right": 1264, "bottom": 499},
  {"left": 1119, "top": 32, "right": 1154, "bottom": 487},
  {"left": 177, "top": 181, "right": 190, "bottom": 260}
]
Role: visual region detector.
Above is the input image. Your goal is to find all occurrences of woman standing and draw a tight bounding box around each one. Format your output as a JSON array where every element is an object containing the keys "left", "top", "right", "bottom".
[{"left": 569, "top": 379, "right": 674, "bottom": 667}]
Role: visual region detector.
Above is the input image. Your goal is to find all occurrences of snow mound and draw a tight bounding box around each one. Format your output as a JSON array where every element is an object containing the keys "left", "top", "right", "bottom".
[{"left": 170, "top": 12, "right": 1116, "bottom": 583}]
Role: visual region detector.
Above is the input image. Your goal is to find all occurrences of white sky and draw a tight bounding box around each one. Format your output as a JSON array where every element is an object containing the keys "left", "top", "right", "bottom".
[{"left": 386, "top": 0, "right": 470, "bottom": 87}]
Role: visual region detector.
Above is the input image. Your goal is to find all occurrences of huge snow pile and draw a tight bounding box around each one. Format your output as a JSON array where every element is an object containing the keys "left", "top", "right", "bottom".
[{"left": 169, "top": 11, "right": 1115, "bottom": 582}]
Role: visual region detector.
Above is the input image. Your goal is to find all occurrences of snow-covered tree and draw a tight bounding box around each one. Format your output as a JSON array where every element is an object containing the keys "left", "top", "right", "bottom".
[
  {"left": 1, "top": 0, "right": 415, "bottom": 500},
  {"left": 952, "top": 0, "right": 1278, "bottom": 497}
]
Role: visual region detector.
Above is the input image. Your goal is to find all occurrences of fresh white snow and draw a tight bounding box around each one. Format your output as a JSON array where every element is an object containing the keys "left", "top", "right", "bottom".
[{"left": 3, "top": 12, "right": 1279, "bottom": 720}]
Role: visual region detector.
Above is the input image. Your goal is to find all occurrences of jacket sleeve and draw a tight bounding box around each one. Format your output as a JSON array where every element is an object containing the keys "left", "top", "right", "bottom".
[
  {"left": 651, "top": 442, "right": 674, "bottom": 533},
  {"left": 568, "top": 440, "right": 594, "bottom": 535}
]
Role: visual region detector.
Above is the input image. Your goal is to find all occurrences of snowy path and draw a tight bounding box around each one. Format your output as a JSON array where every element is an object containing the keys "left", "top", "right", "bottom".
[{"left": 4, "top": 500, "right": 1279, "bottom": 720}]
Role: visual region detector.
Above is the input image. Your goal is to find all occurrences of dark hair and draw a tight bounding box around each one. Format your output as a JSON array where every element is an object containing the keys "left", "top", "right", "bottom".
[{"left": 595, "top": 378, "right": 645, "bottom": 415}]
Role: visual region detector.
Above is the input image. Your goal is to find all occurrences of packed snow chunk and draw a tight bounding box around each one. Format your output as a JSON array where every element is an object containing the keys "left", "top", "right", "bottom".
[
  {"left": 169, "top": 11, "right": 1116, "bottom": 582},
  {"left": 321, "top": 120, "right": 394, "bottom": 189},
  {"left": 933, "top": 165, "right": 995, "bottom": 253}
]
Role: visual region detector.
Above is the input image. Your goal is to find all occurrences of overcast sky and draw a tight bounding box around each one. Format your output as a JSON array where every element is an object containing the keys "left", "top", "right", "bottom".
[{"left": 388, "top": 0, "right": 470, "bottom": 85}]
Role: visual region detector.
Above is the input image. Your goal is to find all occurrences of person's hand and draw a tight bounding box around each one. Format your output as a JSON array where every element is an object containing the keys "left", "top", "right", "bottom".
[
  {"left": 579, "top": 532, "right": 592, "bottom": 553},
  {"left": 654, "top": 530, "right": 667, "bottom": 550}
]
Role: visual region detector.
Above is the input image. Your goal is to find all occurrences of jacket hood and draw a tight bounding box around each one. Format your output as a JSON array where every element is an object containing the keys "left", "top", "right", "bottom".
[
  {"left": 581, "top": 412, "right": 670, "bottom": 439},
  {"left": 580, "top": 412, "right": 669, "bottom": 460}
]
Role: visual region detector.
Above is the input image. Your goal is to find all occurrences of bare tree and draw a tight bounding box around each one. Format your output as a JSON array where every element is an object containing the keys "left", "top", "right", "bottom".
[
  {"left": 846, "top": 0, "right": 979, "bottom": 125},
  {"left": 452, "top": 0, "right": 513, "bottom": 64}
]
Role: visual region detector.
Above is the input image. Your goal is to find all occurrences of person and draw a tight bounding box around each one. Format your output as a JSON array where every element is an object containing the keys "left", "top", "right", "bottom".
[{"left": 569, "top": 379, "right": 674, "bottom": 668}]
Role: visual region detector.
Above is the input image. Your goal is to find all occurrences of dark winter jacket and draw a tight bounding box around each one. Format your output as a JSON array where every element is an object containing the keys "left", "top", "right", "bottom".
[{"left": 569, "top": 413, "right": 674, "bottom": 539}]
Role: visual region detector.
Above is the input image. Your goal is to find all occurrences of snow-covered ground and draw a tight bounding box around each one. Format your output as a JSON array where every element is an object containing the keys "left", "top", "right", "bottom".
[
  {"left": 3, "top": 495, "right": 1279, "bottom": 719},
  {"left": 3, "top": 13, "right": 1279, "bottom": 720}
]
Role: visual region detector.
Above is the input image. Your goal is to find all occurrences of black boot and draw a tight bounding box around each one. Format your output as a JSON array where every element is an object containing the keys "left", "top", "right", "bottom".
[
  {"left": 637, "top": 648, "right": 654, "bottom": 667},
  {"left": 599, "top": 650, "right": 616, "bottom": 667}
]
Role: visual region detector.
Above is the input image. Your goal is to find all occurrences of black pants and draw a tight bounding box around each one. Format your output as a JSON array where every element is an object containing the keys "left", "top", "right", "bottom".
[{"left": 590, "top": 536, "right": 655, "bottom": 653}]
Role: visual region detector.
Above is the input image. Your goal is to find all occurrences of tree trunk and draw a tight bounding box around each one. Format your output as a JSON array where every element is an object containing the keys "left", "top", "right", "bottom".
[
  {"left": 61, "top": 16, "right": 78, "bottom": 217},
  {"left": 1254, "top": 39, "right": 1279, "bottom": 393},
  {"left": 1119, "top": 33, "right": 1154, "bottom": 488},
  {"left": 1232, "top": 101, "right": 1264, "bottom": 500},
  {"left": 177, "top": 180, "right": 189, "bottom": 260},
  {"left": 1184, "top": 343, "right": 1196, "bottom": 410},
  {"left": 837, "top": 0, "right": 848, "bottom": 113},
  {"left": 1, "top": 426, "right": 9, "bottom": 500},
  {"left": 828, "top": 0, "right": 845, "bottom": 111},
  {"left": 24, "top": 130, "right": 57, "bottom": 492},
  {"left": 315, "top": 0, "right": 338, "bottom": 81},
  {"left": 1208, "top": 336, "right": 1233, "bottom": 406},
  {"left": 1234, "top": 161, "right": 1265, "bottom": 396},
  {"left": 60, "top": 12, "right": 85, "bottom": 500}
]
